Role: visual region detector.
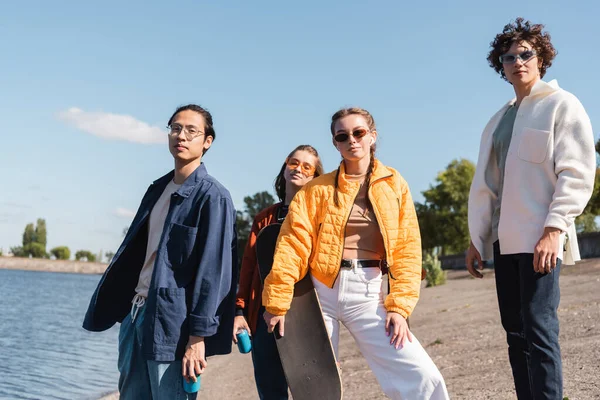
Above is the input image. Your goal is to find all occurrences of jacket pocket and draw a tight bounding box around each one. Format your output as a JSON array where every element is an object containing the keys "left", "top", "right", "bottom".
[
  {"left": 154, "top": 287, "right": 187, "bottom": 345},
  {"left": 165, "top": 223, "right": 198, "bottom": 268},
  {"left": 517, "top": 128, "right": 551, "bottom": 164}
]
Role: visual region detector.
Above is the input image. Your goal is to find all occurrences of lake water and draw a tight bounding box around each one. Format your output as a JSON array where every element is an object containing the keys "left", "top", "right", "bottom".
[{"left": 0, "top": 269, "right": 119, "bottom": 400}]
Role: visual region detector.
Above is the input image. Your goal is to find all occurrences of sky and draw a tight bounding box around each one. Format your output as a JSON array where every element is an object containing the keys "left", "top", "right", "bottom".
[{"left": 1, "top": 0, "right": 598, "bottom": 258}]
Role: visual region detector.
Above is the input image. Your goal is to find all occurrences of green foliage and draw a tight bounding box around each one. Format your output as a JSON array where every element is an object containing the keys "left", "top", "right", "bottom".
[
  {"left": 50, "top": 246, "right": 71, "bottom": 260},
  {"left": 19, "top": 219, "right": 48, "bottom": 257},
  {"left": 23, "top": 243, "right": 48, "bottom": 258},
  {"left": 244, "top": 191, "right": 276, "bottom": 221},
  {"left": 35, "top": 218, "right": 47, "bottom": 248},
  {"left": 423, "top": 252, "right": 447, "bottom": 287},
  {"left": 416, "top": 159, "right": 475, "bottom": 255},
  {"left": 236, "top": 191, "right": 276, "bottom": 268},
  {"left": 23, "top": 223, "right": 36, "bottom": 247},
  {"left": 0, "top": 248, "right": 3, "bottom": 256},
  {"left": 10, "top": 246, "right": 24, "bottom": 257},
  {"left": 75, "top": 250, "right": 96, "bottom": 262}
]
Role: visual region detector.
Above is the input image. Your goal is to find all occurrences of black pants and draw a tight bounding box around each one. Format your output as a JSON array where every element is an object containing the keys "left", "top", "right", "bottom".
[
  {"left": 251, "top": 306, "right": 288, "bottom": 400},
  {"left": 493, "top": 241, "right": 562, "bottom": 400}
]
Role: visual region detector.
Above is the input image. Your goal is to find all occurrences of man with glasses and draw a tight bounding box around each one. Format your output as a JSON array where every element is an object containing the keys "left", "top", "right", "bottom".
[
  {"left": 84, "top": 104, "right": 237, "bottom": 399},
  {"left": 467, "top": 19, "right": 595, "bottom": 399}
]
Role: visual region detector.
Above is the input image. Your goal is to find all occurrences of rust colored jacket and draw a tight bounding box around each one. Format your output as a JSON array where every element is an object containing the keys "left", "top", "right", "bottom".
[
  {"left": 235, "top": 203, "right": 283, "bottom": 333},
  {"left": 263, "top": 160, "right": 422, "bottom": 318}
]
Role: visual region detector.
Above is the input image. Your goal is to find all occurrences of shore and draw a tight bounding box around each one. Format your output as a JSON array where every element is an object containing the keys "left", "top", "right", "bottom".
[
  {"left": 95, "top": 259, "right": 600, "bottom": 399},
  {"left": 0, "top": 256, "right": 108, "bottom": 274}
]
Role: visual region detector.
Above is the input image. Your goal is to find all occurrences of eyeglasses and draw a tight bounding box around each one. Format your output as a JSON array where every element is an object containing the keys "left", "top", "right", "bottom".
[
  {"left": 333, "top": 128, "right": 369, "bottom": 143},
  {"left": 286, "top": 157, "right": 316, "bottom": 177},
  {"left": 499, "top": 50, "right": 537, "bottom": 64},
  {"left": 168, "top": 124, "right": 205, "bottom": 141}
]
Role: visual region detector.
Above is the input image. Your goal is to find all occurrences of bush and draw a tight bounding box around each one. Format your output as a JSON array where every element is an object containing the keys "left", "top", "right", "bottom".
[
  {"left": 50, "top": 246, "right": 71, "bottom": 260},
  {"left": 423, "top": 252, "right": 447, "bottom": 287},
  {"left": 75, "top": 250, "right": 96, "bottom": 262}
]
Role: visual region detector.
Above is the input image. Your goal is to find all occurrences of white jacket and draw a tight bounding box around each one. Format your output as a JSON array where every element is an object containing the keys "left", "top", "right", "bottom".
[{"left": 468, "top": 79, "right": 596, "bottom": 264}]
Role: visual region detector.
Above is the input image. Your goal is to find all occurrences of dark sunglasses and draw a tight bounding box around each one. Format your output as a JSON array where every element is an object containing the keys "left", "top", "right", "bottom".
[
  {"left": 499, "top": 50, "right": 537, "bottom": 64},
  {"left": 333, "top": 128, "right": 369, "bottom": 143}
]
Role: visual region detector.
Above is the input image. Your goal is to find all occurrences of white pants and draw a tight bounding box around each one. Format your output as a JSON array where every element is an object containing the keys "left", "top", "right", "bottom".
[{"left": 312, "top": 267, "right": 449, "bottom": 400}]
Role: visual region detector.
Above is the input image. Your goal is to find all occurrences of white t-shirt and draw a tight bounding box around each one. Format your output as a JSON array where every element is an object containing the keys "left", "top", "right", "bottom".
[{"left": 135, "top": 180, "right": 182, "bottom": 298}]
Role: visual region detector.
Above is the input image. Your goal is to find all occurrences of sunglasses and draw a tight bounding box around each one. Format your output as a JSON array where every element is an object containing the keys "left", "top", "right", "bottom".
[
  {"left": 286, "top": 157, "right": 316, "bottom": 176},
  {"left": 333, "top": 128, "right": 369, "bottom": 143},
  {"left": 499, "top": 50, "right": 537, "bottom": 64}
]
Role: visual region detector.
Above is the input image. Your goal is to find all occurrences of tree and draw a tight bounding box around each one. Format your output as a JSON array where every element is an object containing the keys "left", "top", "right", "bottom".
[
  {"left": 243, "top": 192, "right": 276, "bottom": 221},
  {"left": 17, "top": 219, "right": 48, "bottom": 258},
  {"left": 576, "top": 140, "right": 600, "bottom": 233},
  {"left": 416, "top": 159, "right": 476, "bottom": 256},
  {"left": 23, "top": 223, "right": 36, "bottom": 247},
  {"left": 235, "top": 191, "right": 276, "bottom": 268},
  {"left": 35, "top": 218, "right": 47, "bottom": 249},
  {"left": 423, "top": 252, "right": 447, "bottom": 287},
  {"left": 50, "top": 246, "right": 71, "bottom": 260},
  {"left": 24, "top": 243, "right": 47, "bottom": 258},
  {"left": 75, "top": 250, "right": 96, "bottom": 262}
]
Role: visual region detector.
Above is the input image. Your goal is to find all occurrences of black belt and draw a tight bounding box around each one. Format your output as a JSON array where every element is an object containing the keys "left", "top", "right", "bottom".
[{"left": 340, "top": 259, "right": 384, "bottom": 269}]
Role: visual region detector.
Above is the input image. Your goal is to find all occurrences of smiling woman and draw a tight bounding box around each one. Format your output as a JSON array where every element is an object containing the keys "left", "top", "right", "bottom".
[{"left": 467, "top": 17, "right": 596, "bottom": 400}]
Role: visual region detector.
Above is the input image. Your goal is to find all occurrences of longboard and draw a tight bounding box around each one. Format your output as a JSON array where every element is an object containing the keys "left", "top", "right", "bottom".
[{"left": 256, "top": 223, "right": 343, "bottom": 400}]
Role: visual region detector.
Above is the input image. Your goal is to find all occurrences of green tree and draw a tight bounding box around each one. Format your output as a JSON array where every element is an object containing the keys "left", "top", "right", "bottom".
[
  {"left": 10, "top": 246, "right": 25, "bottom": 257},
  {"left": 235, "top": 191, "right": 276, "bottom": 268},
  {"left": 50, "top": 246, "right": 71, "bottom": 260},
  {"left": 34, "top": 218, "right": 47, "bottom": 249},
  {"left": 416, "top": 159, "right": 475, "bottom": 256},
  {"left": 423, "top": 251, "right": 447, "bottom": 287},
  {"left": 244, "top": 191, "right": 276, "bottom": 221},
  {"left": 576, "top": 140, "right": 600, "bottom": 233},
  {"left": 75, "top": 250, "right": 96, "bottom": 262},
  {"left": 23, "top": 223, "right": 36, "bottom": 247},
  {"left": 23, "top": 243, "right": 47, "bottom": 258}
]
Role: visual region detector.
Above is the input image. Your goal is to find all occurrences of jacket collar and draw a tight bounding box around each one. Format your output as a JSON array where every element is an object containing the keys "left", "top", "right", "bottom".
[
  {"left": 508, "top": 79, "right": 560, "bottom": 106},
  {"left": 152, "top": 163, "right": 208, "bottom": 198},
  {"left": 337, "top": 159, "right": 393, "bottom": 193}
]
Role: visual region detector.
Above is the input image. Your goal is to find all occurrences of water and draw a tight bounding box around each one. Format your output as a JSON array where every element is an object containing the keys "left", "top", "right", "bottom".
[{"left": 0, "top": 269, "right": 119, "bottom": 400}]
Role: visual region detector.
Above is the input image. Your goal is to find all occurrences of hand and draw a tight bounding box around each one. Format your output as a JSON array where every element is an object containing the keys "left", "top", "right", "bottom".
[
  {"left": 263, "top": 310, "right": 285, "bottom": 337},
  {"left": 232, "top": 315, "right": 251, "bottom": 343},
  {"left": 466, "top": 241, "right": 484, "bottom": 278},
  {"left": 386, "top": 312, "right": 412, "bottom": 349},
  {"left": 182, "top": 336, "right": 207, "bottom": 383},
  {"left": 533, "top": 227, "right": 561, "bottom": 274}
]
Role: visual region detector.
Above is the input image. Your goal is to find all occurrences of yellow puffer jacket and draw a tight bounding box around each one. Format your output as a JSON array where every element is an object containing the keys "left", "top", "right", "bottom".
[{"left": 263, "top": 159, "right": 422, "bottom": 318}]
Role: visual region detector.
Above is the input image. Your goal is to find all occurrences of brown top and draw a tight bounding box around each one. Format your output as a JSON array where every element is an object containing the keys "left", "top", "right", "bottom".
[{"left": 343, "top": 175, "right": 385, "bottom": 260}]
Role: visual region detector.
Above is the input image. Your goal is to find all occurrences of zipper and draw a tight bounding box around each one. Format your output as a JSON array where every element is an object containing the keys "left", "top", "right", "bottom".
[{"left": 366, "top": 175, "right": 393, "bottom": 272}]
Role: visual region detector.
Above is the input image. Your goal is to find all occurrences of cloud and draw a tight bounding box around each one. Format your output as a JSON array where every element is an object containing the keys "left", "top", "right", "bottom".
[
  {"left": 58, "top": 108, "right": 167, "bottom": 144},
  {"left": 114, "top": 207, "right": 136, "bottom": 219}
]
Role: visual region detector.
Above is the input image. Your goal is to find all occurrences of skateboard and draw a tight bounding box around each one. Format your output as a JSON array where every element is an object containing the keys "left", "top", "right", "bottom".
[{"left": 256, "top": 223, "right": 343, "bottom": 400}]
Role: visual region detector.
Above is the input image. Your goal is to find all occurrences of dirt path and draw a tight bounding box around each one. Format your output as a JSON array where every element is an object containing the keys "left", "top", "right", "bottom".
[{"left": 102, "top": 260, "right": 600, "bottom": 399}]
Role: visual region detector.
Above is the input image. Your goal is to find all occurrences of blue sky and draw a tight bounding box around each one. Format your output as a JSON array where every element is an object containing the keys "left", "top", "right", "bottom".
[{"left": 1, "top": 1, "right": 598, "bottom": 258}]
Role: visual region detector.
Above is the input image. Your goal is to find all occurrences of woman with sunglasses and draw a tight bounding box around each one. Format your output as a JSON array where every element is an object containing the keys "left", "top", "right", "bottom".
[
  {"left": 466, "top": 18, "right": 595, "bottom": 399},
  {"left": 234, "top": 145, "right": 323, "bottom": 400},
  {"left": 262, "top": 108, "right": 449, "bottom": 399}
]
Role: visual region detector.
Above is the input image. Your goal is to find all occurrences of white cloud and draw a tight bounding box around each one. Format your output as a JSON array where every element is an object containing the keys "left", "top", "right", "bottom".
[
  {"left": 58, "top": 107, "right": 167, "bottom": 144},
  {"left": 114, "top": 207, "right": 136, "bottom": 219}
]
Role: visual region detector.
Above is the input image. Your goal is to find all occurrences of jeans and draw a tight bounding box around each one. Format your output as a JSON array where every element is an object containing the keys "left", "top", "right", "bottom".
[
  {"left": 118, "top": 301, "right": 196, "bottom": 400},
  {"left": 312, "top": 267, "right": 449, "bottom": 400},
  {"left": 493, "top": 241, "right": 563, "bottom": 400},
  {"left": 251, "top": 306, "right": 288, "bottom": 399}
]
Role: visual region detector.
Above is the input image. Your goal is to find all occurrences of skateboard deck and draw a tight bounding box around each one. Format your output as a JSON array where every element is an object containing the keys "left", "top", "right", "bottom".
[{"left": 256, "top": 223, "right": 343, "bottom": 400}]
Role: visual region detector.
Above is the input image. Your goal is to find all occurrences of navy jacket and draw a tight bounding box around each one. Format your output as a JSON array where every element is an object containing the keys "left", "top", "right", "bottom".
[{"left": 83, "top": 164, "right": 238, "bottom": 361}]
